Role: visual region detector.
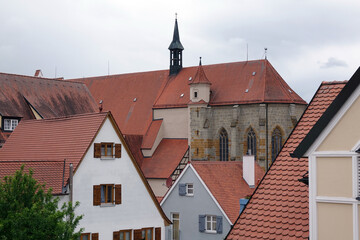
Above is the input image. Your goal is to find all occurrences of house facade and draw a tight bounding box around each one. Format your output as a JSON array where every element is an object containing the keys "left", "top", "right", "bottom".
[
  {"left": 0, "top": 112, "right": 170, "bottom": 240},
  {"left": 293, "top": 68, "right": 360, "bottom": 240},
  {"left": 161, "top": 160, "right": 264, "bottom": 240}
]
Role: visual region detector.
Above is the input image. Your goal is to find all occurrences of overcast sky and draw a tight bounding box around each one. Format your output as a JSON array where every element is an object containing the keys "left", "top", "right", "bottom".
[{"left": 1, "top": 0, "right": 359, "bottom": 102}]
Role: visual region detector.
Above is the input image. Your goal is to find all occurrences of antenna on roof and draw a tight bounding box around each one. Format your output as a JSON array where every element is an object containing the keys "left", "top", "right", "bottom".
[
  {"left": 108, "top": 60, "right": 110, "bottom": 76},
  {"left": 247, "top": 43, "right": 249, "bottom": 61},
  {"left": 264, "top": 47, "right": 268, "bottom": 60},
  {"left": 55, "top": 66, "right": 57, "bottom": 78}
]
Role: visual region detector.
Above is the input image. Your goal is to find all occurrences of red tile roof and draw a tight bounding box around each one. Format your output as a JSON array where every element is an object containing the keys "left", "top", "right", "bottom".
[
  {"left": 0, "top": 161, "right": 65, "bottom": 194},
  {"left": 0, "top": 72, "right": 97, "bottom": 119},
  {"left": 226, "top": 81, "right": 347, "bottom": 239},
  {"left": 192, "top": 161, "right": 265, "bottom": 223},
  {"left": 189, "top": 63, "right": 211, "bottom": 85},
  {"left": 70, "top": 60, "right": 306, "bottom": 136},
  {"left": 0, "top": 112, "right": 108, "bottom": 182},
  {"left": 69, "top": 71, "right": 169, "bottom": 135},
  {"left": 141, "top": 139, "right": 188, "bottom": 179},
  {"left": 141, "top": 119, "right": 163, "bottom": 149},
  {"left": 124, "top": 134, "right": 144, "bottom": 167},
  {"left": 154, "top": 60, "right": 306, "bottom": 108}
]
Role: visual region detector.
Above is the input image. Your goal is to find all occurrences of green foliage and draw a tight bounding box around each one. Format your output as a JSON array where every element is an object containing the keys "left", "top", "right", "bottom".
[{"left": 0, "top": 165, "right": 83, "bottom": 240}]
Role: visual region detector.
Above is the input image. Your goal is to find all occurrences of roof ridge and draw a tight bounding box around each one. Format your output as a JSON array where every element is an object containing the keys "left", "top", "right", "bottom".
[
  {"left": 20, "top": 112, "right": 107, "bottom": 123},
  {"left": 0, "top": 72, "right": 79, "bottom": 83}
]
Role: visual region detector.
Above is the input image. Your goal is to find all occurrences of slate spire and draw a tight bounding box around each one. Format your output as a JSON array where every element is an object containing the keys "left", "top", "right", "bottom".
[{"left": 169, "top": 15, "right": 184, "bottom": 75}]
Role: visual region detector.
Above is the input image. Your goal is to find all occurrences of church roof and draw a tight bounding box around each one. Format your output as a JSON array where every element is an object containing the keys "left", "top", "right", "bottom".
[
  {"left": 226, "top": 80, "right": 346, "bottom": 239},
  {"left": 168, "top": 18, "right": 184, "bottom": 50},
  {"left": 71, "top": 59, "right": 306, "bottom": 136}
]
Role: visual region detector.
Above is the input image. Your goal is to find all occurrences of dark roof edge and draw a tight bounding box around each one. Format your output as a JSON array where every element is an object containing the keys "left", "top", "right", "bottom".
[{"left": 291, "top": 67, "right": 360, "bottom": 158}]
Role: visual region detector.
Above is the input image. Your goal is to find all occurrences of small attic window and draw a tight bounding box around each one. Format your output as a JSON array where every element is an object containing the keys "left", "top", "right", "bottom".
[
  {"left": 252, "top": 72, "right": 256, "bottom": 76},
  {"left": 133, "top": 98, "right": 137, "bottom": 102},
  {"left": 189, "top": 77, "right": 192, "bottom": 81},
  {"left": 194, "top": 91, "right": 198, "bottom": 98},
  {"left": 288, "top": 89, "right": 292, "bottom": 93},
  {"left": 3, "top": 118, "right": 19, "bottom": 131},
  {"left": 180, "top": 93, "right": 184, "bottom": 98},
  {"left": 245, "top": 89, "right": 249, "bottom": 93}
]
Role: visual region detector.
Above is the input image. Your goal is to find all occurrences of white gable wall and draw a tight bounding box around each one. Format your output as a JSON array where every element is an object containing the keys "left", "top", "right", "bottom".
[{"left": 73, "top": 117, "right": 165, "bottom": 239}]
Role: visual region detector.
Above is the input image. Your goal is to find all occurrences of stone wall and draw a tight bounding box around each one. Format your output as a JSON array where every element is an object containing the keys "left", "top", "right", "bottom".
[{"left": 189, "top": 103, "right": 306, "bottom": 167}]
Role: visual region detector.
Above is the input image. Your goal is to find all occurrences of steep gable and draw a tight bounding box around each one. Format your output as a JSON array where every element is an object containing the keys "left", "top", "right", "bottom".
[{"left": 226, "top": 81, "right": 346, "bottom": 239}]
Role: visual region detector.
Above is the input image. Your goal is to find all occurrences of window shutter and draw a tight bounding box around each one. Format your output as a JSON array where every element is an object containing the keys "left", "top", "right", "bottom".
[
  {"left": 115, "top": 184, "right": 122, "bottom": 204},
  {"left": 113, "top": 231, "right": 120, "bottom": 240},
  {"left": 94, "top": 143, "right": 101, "bottom": 158},
  {"left": 216, "top": 216, "right": 223, "bottom": 234},
  {"left": 115, "top": 144, "right": 122, "bottom": 158},
  {"left": 155, "top": 227, "right": 161, "bottom": 240},
  {"left": 93, "top": 185, "right": 101, "bottom": 206},
  {"left": 92, "top": 233, "right": 99, "bottom": 240},
  {"left": 179, "top": 183, "right": 186, "bottom": 196},
  {"left": 133, "top": 229, "right": 142, "bottom": 240},
  {"left": 199, "top": 215, "right": 205, "bottom": 232}
]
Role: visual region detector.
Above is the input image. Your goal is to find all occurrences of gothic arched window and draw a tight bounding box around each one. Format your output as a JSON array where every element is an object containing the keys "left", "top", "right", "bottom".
[
  {"left": 219, "top": 128, "right": 229, "bottom": 161},
  {"left": 247, "top": 128, "right": 257, "bottom": 158},
  {"left": 271, "top": 127, "right": 282, "bottom": 161}
]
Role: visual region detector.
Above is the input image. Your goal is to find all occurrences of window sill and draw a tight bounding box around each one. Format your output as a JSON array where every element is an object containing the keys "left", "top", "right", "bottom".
[
  {"left": 100, "top": 157, "right": 115, "bottom": 160},
  {"left": 205, "top": 230, "right": 217, "bottom": 234},
  {"left": 100, "top": 203, "right": 115, "bottom": 207},
  {"left": 185, "top": 194, "right": 194, "bottom": 197}
]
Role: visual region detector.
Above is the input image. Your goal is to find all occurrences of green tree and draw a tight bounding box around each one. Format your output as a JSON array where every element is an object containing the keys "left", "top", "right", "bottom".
[{"left": 0, "top": 165, "right": 83, "bottom": 240}]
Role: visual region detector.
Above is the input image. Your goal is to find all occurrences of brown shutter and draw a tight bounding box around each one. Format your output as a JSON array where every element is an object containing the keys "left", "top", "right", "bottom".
[
  {"left": 115, "top": 184, "right": 122, "bottom": 204},
  {"left": 133, "top": 229, "right": 142, "bottom": 240},
  {"left": 155, "top": 227, "right": 161, "bottom": 240},
  {"left": 92, "top": 233, "right": 99, "bottom": 240},
  {"left": 115, "top": 144, "right": 121, "bottom": 158},
  {"left": 93, "top": 185, "right": 101, "bottom": 206},
  {"left": 113, "top": 231, "right": 120, "bottom": 240},
  {"left": 94, "top": 143, "right": 101, "bottom": 158}
]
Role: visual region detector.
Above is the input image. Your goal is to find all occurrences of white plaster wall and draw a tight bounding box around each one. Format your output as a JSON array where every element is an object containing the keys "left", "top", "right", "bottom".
[
  {"left": 57, "top": 194, "right": 70, "bottom": 209},
  {"left": 73, "top": 117, "right": 165, "bottom": 239},
  {"left": 153, "top": 108, "right": 188, "bottom": 139},
  {"left": 148, "top": 178, "right": 168, "bottom": 197},
  {"left": 190, "top": 84, "right": 210, "bottom": 103}
]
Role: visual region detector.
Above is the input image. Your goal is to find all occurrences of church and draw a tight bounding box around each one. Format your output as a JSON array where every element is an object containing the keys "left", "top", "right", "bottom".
[{"left": 70, "top": 18, "right": 307, "bottom": 197}]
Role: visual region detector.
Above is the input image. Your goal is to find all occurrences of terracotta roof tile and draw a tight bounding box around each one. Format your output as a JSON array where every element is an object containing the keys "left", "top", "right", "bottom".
[
  {"left": 141, "top": 120, "right": 163, "bottom": 149},
  {"left": 226, "top": 81, "right": 346, "bottom": 239},
  {"left": 141, "top": 139, "right": 188, "bottom": 179},
  {"left": 0, "top": 72, "right": 97, "bottom": 119},
  {"left": 71, "top": 60, "right": 306, "bottom": 136},
  {"left": 0, "top": 112, "right": 108, "bottom": 183},
  {"left": 192, "top": 161, "right": 265, "bottom": 223},
  {"left": 0, "top": 160, "right": 65, "bottom": 194}
]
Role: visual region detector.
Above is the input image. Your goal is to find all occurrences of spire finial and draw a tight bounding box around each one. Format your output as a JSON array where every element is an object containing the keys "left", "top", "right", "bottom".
[
  {"left": 175, "top": 12, "right": 177, "bottom": 20},
  {"left": 199, "top": 57, "right": 202, "bottom": 66}
]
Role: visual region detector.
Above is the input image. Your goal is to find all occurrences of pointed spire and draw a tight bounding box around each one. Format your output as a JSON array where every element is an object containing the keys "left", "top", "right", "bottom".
[
  {"left": 169, "top": 14, "right": 184, "bottom": 75},
  {"left": 168, "top": 14, "right": 184, "bottom": 50},
  {"left": 189, "top": 57, "right": 211, "bottom": 85}
]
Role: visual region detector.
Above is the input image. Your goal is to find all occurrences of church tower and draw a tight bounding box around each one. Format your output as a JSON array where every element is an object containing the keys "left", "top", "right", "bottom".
[{"left": 168, "top": 16, "right": 184, "bottom": 75}]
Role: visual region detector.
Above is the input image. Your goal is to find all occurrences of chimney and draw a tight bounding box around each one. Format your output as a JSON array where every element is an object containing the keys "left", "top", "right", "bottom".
[
  {"left": 243, "top": 154, "right": 255, "bottom": 188},
  {"left": 34, "top": 69, "right": 43, "bottom": 78}
]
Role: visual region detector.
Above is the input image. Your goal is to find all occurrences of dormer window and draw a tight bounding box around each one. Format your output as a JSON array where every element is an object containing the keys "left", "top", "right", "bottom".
[{"left": 3, "top": 118, "right": 19, "bottom": 131}]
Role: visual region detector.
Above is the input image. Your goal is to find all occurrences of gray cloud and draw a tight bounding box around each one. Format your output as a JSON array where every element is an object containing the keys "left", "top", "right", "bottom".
[{"left": 320, "top": 57, "right": 348, "bottom": 69}]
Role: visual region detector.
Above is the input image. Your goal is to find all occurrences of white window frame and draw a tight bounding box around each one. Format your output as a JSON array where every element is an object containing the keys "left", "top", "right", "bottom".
[
  {"left": 205, "top": 215, "right": 217, "bottom": 233},
  {"left": 171, "top": 212, "right": 180, "bottom": 240},
  {"left": 3, "top": 119, "right": 18, "bottom": 131},
  {"left": 186, "top": 183, "right": 194, "bottom": 196}
]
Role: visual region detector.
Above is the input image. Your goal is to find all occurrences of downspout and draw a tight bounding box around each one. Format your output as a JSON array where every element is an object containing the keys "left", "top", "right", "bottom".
[
  {"left": 265, "top": 104, "right": 269, "bottom": 171},
  {"left": 69, "top": 163, "right": 73, "bottom": 205}
]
